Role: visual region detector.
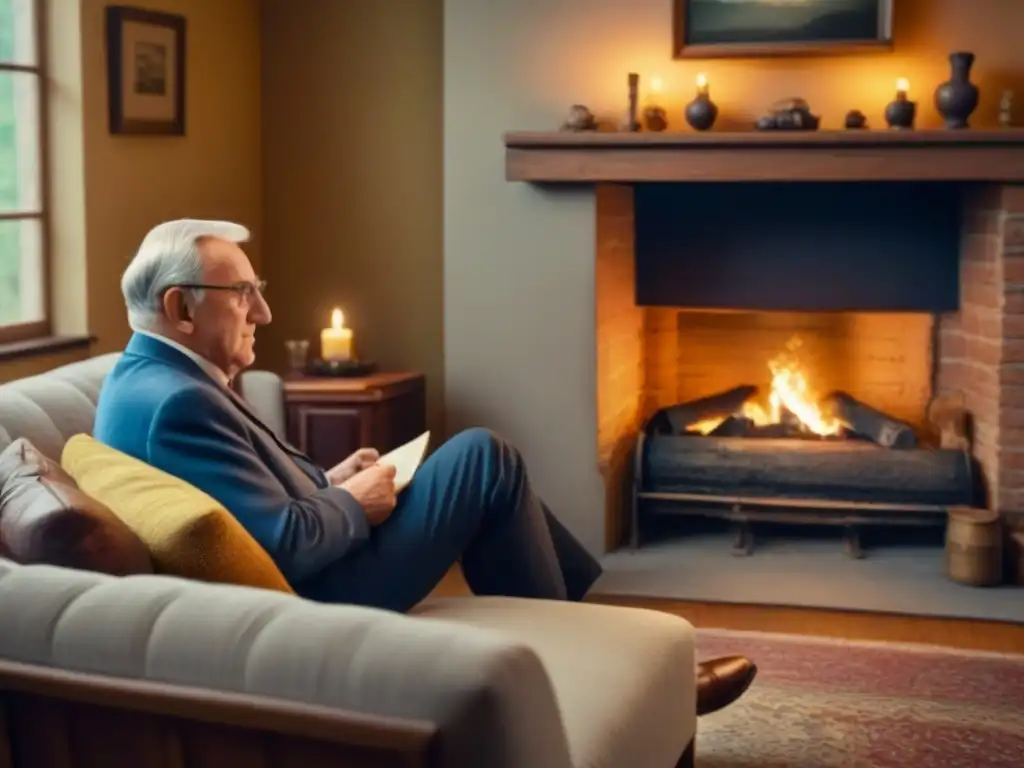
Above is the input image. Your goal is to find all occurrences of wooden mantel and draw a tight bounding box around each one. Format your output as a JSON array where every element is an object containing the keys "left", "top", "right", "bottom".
[{"left": 504, "top": 129, "right": 1024, "bottom": 184}]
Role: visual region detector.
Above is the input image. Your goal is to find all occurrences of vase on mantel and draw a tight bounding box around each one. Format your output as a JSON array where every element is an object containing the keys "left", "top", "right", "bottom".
[{"left": 934, "top": 51, "right": 980, "bottom": 129}]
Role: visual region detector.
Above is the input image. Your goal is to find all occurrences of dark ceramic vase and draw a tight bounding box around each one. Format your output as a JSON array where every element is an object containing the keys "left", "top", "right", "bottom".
[
  {"left": 934, "top": 51, "right": 980, "bottom": 129},
  {"left": 685, "top": 95, "right": 718, "bottom": 131}
]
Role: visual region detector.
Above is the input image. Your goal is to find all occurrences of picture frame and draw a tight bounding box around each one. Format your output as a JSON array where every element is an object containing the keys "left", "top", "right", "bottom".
[
  {"left": 673, "top": 0, "right": 894, "bottom": 59},
  {"left": 105, "top": 5, "right": 187, "bottom": 135}
]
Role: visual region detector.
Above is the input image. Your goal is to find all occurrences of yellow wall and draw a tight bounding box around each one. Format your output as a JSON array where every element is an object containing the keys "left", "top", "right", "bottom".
[
  {"left": 259, "top": 0, "right": 444, "bottom": 437},
  {"left": 0, "top": 0, "right": 262, "bottom": 382}
]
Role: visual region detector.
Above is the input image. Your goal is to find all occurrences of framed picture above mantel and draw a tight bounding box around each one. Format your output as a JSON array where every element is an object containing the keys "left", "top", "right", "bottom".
[
  {"left": 673, "top": 0, "right": 894, "bottom": 59},
  {"left": 105, "top": 5, "right": 187, "bottom": 135}
]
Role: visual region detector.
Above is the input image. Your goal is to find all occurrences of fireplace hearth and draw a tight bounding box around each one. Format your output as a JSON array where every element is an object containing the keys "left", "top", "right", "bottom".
[{"left": 633, "top": 336, "right": 980, "bottom": 558}]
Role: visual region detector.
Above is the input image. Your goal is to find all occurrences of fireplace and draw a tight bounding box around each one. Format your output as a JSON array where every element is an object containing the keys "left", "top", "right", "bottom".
[
  {"left": 506, "top": 129, "right": 1024, "bottom": 556},
  {"left": 624, "top": 180, "right": 979, "bottom": 557}
]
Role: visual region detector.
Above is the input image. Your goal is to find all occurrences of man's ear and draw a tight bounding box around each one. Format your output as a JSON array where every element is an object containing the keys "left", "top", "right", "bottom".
[{"left": 162, "top": 287, "right": 195, "bottom": 333}]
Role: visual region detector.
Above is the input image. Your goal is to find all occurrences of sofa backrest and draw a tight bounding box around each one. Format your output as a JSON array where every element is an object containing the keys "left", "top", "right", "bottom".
[
  {"left": 0, "top": 353, "right": 122, "bottom": 458},
  {"left": 0, "top": 354, "right": 288, "bottom": 458}
]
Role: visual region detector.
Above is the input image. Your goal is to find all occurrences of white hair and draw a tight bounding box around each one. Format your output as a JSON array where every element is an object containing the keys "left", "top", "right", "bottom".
[{"left": 121, "top": 218, "right": 250, "bottom": 330}]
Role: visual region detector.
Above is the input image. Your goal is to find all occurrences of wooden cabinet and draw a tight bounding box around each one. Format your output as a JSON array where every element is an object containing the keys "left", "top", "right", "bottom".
[{"left": 283, "top": 372, "right": 426, "bottom": 470}]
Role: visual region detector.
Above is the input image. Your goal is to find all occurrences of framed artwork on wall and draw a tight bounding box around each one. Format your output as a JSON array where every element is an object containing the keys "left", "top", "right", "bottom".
[
  {"left": 673, "top": 0, "right": 894, "bottom": 59},
  {"left": 105, "top": 5, "right": 187, "bottom": 135}
]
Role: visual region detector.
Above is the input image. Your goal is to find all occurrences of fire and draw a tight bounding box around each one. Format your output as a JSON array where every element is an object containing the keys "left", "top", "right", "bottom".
[{"left": 691, "top": 337, "right": 845, "bottom": 437}]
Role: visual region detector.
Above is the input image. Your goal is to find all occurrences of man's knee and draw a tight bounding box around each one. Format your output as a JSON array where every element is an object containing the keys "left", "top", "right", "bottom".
[
  {"left": 444, "top": 427, "right": 522, "bottom": 477},
  {"left": 447, "top": 426, "right": 513, "bottom": 455}
]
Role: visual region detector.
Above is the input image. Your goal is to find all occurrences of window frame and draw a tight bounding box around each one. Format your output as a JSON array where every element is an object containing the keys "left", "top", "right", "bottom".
[{"left": 0, "top": 0, "right": 50, "bottom": 345}]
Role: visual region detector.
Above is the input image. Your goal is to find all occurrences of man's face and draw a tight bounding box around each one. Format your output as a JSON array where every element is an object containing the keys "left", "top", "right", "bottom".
[{"left": 183, "top": 237, "right": 272, "bottom": 378}]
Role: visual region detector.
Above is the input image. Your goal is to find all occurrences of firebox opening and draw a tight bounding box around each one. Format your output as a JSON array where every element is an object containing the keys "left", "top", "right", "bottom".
[
  {"left": 632, "top": 307, "right": 977, "bottom": 556},
  {"left": 634, "top": 181, "right": 963, "bottom": 312},
  {"left": 643, "top": 309, "right": 934, "bottom": 437}
]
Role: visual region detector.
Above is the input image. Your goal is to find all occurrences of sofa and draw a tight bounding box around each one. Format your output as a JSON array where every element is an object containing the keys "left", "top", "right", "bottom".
[{"left": 0, "top": 354, "right": 697, "bottom": 768}]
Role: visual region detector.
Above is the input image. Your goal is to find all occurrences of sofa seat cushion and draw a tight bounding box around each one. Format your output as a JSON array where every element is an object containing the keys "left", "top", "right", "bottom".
[
  {"left": 0, "top": 559, "right": 575, "bottom": 768},
  {"left": 0, "top": 438, "right": 154, "bottom": 575},
  {"left": 413, "top": 596, "right": 696, "bottom": 768},
  {"left": 61, "top": 434, "right": 294, "bottom": 594}
]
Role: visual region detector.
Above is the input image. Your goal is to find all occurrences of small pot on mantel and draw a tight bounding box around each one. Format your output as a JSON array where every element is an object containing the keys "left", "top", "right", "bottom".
[
  {"left": 934, "top": 51, "right": 980, "bottom": 129},
  {"left": 685, "top": 96, "right": 718, "bottom": 132}
]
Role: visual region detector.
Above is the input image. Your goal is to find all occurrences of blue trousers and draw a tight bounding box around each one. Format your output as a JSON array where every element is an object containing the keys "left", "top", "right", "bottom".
[{"left": 298, "top": 428, "right": 604, "bottom": 613}]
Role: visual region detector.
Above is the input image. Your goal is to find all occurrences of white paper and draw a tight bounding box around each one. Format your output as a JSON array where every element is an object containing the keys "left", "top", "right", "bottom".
[{"left": 377, "top": 431, "right": 430, "bottom": 493}]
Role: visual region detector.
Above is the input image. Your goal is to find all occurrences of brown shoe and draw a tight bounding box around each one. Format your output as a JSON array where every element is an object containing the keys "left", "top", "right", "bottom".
[{"left": 696, "top": 655, "right": 757, "bottom": 716}]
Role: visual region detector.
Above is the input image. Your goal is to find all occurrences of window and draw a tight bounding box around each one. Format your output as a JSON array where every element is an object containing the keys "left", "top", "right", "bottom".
[{"left": 0, "top": 0, "right": 45, "bottom": 344}]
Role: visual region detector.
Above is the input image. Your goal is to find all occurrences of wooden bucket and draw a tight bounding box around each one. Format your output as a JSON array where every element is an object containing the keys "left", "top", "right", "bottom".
[{"left": 945, "top": 506, "right": 1003, "bottom": 587}]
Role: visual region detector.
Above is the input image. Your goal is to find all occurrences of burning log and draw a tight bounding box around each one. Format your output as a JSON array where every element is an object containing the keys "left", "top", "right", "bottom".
[
  {"left": 823, "top": 391, "right": 918, "bottom": 449},
  {"left": 646, "top": 385, "right": 758, "bottom": 435},
  {"left": 642, "top": 436, "right": 976, "bottom": 507},
  {"left": 708, "top": 415, "right": 754, "bottom": 437}
]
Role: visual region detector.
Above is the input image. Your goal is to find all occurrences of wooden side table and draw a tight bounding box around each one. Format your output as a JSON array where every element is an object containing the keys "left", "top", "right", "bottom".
[{"left": 283, "top": 372, "right": 426, "bottom": 470}]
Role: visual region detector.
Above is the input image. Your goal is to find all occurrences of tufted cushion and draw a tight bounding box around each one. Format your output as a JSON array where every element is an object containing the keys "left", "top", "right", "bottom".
[
  {"left": 0, "top": 437, "right": 154, "bottom": 575},
  {"left": 0, "top": 353, "right": 121, "bottom": 457},
  {"left": 0, "top": 558, "right": 575, "bottom": 768}
]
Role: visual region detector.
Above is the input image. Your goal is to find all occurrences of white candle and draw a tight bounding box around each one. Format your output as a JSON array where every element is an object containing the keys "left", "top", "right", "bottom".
[
  {"left": 896, "top": 77, "right": 909, "bottom": 101},
  {"left": 696, "top": 72, "right": 709, "bottom": 97},
  {"left": 320, "top": 308, "right": 353, "bottom": 362}
]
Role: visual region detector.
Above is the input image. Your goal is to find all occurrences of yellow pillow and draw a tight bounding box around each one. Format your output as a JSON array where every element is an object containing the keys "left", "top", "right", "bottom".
[{"left": 61, "top": 434, "right": 294, "bottom": 594}]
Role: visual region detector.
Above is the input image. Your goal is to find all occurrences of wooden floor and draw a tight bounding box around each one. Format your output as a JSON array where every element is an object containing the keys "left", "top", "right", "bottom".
[{"left": 430, "top": 568, "right": 1024, "bottom": 654}]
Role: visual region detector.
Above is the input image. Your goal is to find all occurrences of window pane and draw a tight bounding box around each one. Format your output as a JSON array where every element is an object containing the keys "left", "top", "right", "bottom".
[
  {"left": 0, "top": 0, "right": 37, "bottom": 67},
  {"left": 0, "top": 216, "right": 43, "bottom": 325},
  {"left": 0, "top": 70, "right": 39, "bottom": 213}
]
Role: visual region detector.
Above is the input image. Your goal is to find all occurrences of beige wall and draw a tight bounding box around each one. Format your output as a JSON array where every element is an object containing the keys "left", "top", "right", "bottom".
[
  {"left": 1, "top": 0, "right": 262, "bottom": 382},
  {"left": 444, "top": 0, "right": 1024, "bottom": 554},
  {"left": 259, "top": 0, "right": 445, "bottom": 437}
]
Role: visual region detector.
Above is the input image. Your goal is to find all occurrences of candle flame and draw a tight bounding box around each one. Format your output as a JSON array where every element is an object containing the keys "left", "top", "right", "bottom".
[
  {"left": 651, "top": 76, "right": 663, "bottom": 94},
  {"left": 696, "top": 72, "right": 708, "bottom": 88},
  {"left": 896, "top": 77, "right": 909, "bottom": 93},
  {"left": 331, "top": 308, "right": 344, "bottom": 330}
]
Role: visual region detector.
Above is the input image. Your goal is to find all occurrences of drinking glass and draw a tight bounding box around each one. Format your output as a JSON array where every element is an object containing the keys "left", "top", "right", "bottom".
[{"left": 284, "top": 339, "right": 310, "bottom": 375}]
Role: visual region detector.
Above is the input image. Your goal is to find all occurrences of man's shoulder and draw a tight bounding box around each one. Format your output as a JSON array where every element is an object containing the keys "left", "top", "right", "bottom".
[{"left": 98, "top": 354, "right": 232, "bottom": 423}]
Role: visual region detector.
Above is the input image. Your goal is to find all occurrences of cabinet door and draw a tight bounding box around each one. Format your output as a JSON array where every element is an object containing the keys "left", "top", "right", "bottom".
[{"left": 286, "top": 404, "right": 372, "bottom": 469}]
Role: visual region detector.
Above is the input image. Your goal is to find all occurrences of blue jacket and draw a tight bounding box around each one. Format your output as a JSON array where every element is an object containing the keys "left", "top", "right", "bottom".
[{"left": 93, "top": 332, "right": 368, "bottom": 584}]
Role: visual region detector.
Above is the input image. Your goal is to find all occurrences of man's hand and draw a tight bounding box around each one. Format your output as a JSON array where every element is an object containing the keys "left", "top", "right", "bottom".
[
  {"left": 326, "top": 447, "right": 380, "bottom": 486},
  {"left": 340, "top": 463, "right": 397, "bottom": 526}
]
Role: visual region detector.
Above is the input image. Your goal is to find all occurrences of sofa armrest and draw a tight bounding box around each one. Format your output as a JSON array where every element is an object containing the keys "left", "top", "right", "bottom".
[
  {"left": 237, "top": 369, "right": 287, "bottom": 439},
  {"left": 0, "top": 559, "right": 573, "bottom": 768}
]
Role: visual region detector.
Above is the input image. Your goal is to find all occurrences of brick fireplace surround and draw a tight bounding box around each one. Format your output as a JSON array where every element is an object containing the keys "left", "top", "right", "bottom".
[{"left": 506, "top": 130, "right": 1024, "bottom": 549}]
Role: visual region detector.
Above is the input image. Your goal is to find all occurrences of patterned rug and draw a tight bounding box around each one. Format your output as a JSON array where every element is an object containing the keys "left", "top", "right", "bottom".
[{"left": 695, "top": 629, "right": 1024, "bottom": 767}]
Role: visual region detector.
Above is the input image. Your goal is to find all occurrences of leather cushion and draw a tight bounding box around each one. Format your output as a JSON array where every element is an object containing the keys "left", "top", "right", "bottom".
[{"left": 0, "top": 437, "right": 154, "bottom": 575}]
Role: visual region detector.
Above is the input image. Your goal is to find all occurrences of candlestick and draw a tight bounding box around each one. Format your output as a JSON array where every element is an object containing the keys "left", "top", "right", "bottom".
[
  {"left": 626, "top": 72, "right": 641, "bottom": 132},
  {"left": 685, "top": 73, "right": 718, "bottom": 132},
  {"left": 885, "top": 78, "right": 916, "bottom": 130},
  {"left": 320, "top": 308, "right": 353, "bottom": 362},
  {"left": 643, "top": 75, "right": 668, "bottom": 131}
]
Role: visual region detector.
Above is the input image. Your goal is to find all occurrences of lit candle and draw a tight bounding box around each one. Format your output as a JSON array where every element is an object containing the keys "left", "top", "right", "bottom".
[
  {"left": 696, "top": 72, "right": 709, "bottom": 97},
  {"left": 896, "top": 77, "right": 909, "bottom": 100},
  {"left": 648, "top": 76, "right": 664, "bottom": 104},
  {"left": 320, "top": 308, "right": 353, "bottom": 362}
]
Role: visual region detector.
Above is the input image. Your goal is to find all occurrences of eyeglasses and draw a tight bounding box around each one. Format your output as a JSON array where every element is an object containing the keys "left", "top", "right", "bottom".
[{"left": 171, "top": 279, "right": 267, "bottom": 301}]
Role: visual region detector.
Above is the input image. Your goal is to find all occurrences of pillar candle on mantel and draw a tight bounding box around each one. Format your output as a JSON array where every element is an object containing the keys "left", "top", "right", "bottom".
[{"left": 321, "top": 308, "right": 353, "bottom": 362}]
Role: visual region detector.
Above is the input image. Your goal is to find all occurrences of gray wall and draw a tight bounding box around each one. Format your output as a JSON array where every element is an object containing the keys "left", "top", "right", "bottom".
[
  {"left": 441, "top": 0, "right": 1013, "bottom": 555},
  {"left": 443, "top": 1, "right": 627, "bottom": 554}
]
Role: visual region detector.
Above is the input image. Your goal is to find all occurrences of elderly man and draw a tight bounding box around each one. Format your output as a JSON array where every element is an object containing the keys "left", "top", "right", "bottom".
[{"left": 94, "top": 219, "right": 756, "bottom": 715}]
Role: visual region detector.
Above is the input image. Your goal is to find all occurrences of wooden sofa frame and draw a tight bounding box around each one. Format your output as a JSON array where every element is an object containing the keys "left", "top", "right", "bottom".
[{"left": 0, "top": 659, "right": 695, "bottom": 767}]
